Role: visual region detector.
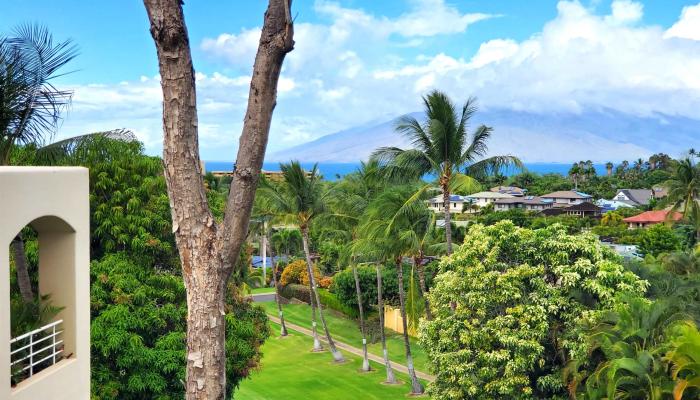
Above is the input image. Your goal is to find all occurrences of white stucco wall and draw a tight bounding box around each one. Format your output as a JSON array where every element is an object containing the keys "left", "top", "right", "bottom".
[{"left": 0, "top": 167, "right": 90, "bottom": 400}]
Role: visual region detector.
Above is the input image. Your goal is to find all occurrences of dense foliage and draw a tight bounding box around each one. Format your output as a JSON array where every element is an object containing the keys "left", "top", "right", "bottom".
[
  {"left": 90, "top": 254, "right": 270, "bottom": 399},
  {"left": 421, "top": 221, "right": 648, "bottom": 399}
]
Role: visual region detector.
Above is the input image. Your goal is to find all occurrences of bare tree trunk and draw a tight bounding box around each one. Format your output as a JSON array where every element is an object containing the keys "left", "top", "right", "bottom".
[
  {"left": 11, "top": 236, "right": 34, "bottom": 303},
  {"left": 143, "top": 1, "right": 293, "bottom": 398},
  {"left": 301, "top": 226, "right": 344, "bottom": 362},
  {"left": 266, "top": 233, "right": 287, "bottom": 336},
  {"left": 352, "top": 262, "right": 371, "bottom": 371},
  {"left": 396, "top": 258, "right": 424, "bottom": 394},
  {"left": 376, "top": 264, "right": 397, "bottom": 384},
  {"left": 414, "top": 256, "right": 432, "bottom": 321},
  {"left": 442, "top": 183, "right": 453, "bottom": 254}
]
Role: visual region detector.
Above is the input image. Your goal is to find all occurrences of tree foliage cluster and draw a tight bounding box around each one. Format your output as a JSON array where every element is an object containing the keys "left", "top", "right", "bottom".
[{"left": 421, "top": 221, "right": 648, "bottom": 399}]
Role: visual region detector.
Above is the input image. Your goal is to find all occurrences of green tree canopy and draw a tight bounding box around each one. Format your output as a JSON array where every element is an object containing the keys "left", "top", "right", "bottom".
[{"left": 421, "top": 221, "right": 648, "bottom": 399}]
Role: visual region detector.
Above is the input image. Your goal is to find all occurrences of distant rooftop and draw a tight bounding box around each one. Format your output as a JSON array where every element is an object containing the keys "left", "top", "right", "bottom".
[
  {"left": 623, "top": 210, "right": 682, "bottom": 223},
  {"left": 466, "top": 191, "right": 515, "bottom": 199},
  {"left": 541, "top": 190, "right": 593, "bottom": 199}
]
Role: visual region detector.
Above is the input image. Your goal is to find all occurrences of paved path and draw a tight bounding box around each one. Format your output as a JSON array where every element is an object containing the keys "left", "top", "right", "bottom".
[
  {"left": 250, "top": 293, "right": 276, "bottom": 302},
  {"left": 267, "top": 314, "right": 435, "bottom": 382}
]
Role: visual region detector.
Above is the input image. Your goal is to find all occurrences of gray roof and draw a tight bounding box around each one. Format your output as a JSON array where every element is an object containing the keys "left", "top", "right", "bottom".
[
  {"left": 541, "top": 190, "right": 593, "bottom": 199},
  {"left": 617, "top": 189, "right": 653, "bottom": 206},
  {"left": 495, "top": 196, "right": 550, "bottom": 205}
]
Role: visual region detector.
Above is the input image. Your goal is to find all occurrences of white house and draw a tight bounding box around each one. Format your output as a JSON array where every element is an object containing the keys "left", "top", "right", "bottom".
[
  {"left": 541, "top": 190, "right": 593, "bottom": 207},
  {"left": 465, "top": 191, "right": 515, "bottom": 210},
  {"left": 494, "top": 196, "right": 554, "bottom": 212},
  {"left": 610, "top": 189, "right": 653, "bottom": 207},
  {"left": 427, "top": 194, "right": 468, "bottom": 213}
]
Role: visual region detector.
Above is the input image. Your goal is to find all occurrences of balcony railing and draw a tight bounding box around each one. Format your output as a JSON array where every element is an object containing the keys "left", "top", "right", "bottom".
[{"left": 10, "top": 320, "right": 64, "bottom": 385}]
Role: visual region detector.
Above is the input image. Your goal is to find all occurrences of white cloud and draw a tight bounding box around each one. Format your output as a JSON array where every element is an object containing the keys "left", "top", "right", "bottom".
[
  {"left": 58, "top": 0, "right": 700, "bottom": 161},
  {"left": 665, "top": 3, "right": 700, "bottom": 40},
  {"left": 606, "top": 0, "right": 643, "bottom": 24}
]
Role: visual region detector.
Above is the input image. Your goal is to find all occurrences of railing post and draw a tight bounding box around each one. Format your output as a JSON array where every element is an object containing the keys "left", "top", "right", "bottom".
[
  {"left": 53, "top": 323, "right": 57, "bottom": 364},
  {"left": 28, "top": 333, "right": 33, "bottom": 377}
]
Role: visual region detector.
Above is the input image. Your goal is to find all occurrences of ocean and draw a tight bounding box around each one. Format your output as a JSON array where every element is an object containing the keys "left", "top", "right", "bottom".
[{"left": 205, "top": 161, "right": 609, "bottom": 181}]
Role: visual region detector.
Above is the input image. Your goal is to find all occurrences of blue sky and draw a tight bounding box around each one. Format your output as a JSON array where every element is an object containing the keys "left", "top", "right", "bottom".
[{"left": 3, "top": 0, "right": 700, "bottom": 161}]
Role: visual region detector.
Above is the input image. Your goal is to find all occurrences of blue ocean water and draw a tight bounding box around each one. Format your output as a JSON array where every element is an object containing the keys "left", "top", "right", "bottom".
[{"left": 205, "top": 161, "right": 608, "bottom": 181}]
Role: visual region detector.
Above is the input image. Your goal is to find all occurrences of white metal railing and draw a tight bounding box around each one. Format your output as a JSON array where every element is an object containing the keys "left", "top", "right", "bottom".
[{"left": 10, "top": 320, "right": 64, "bottom": 384}]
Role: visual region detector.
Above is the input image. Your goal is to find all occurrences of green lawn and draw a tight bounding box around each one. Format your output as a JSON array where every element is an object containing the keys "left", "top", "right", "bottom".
[
  {"left": 250, "top": 287, "right": 276, "bottom": 294},
  {"left": 236, "top": 323, "right": 428, "bottom": 400},
  {"left": 260, "top": 302, "right": 430, "bottom": 372}
]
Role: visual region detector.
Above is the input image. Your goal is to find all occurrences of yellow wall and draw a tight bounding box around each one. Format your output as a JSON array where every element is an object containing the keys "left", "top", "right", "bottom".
[{"left": 383, "top": 305, "right": 417, "bottom": 337}]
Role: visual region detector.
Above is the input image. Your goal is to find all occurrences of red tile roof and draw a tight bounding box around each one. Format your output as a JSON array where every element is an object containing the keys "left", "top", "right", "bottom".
[{"left": 623, "top": 210, "right": 683, "bottom": 223}]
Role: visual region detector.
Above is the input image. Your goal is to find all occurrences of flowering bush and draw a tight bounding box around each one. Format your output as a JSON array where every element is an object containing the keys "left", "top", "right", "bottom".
[{"left": 280, "top": 259, "right": 322, "bottom": 287}]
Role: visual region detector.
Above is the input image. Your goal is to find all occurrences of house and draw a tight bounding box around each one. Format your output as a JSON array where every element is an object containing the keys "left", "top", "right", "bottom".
[
  {"left": 652, "top": 186, "right": 668, "bottom": 199},
  {"left": 494, "top": 196, "right": 554, "bottom": 212},
  {"left": 541, "top": 202, "right": 603, "bottom": 218},
  {"left": 490, "top": 186, "right": 526, "bottom": 197},
  {"left": 465, "top": 191, "right": 515, "bottom": 210},
  {"left": 611, "top": 189, "right": 653, "bottom": 207},
  {"left": 596, "top": 199, "right": 635, "bottom": 212},
  {"left": 623, "top": 210, "right": 683, "bottom": 229},
  {"left": 1, "top": 167, "right": 91, "bottom": 400},
  {"left": 541, "top": 190, "right": 593, "bottom": 207},
  {"left": 427, "top": 194, "right": 468, "bottom": 213}
]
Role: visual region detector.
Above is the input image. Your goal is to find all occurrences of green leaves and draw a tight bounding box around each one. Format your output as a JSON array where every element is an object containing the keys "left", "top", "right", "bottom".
[{"left": 421, "top": 221, "right": 648, "bottom": 399}]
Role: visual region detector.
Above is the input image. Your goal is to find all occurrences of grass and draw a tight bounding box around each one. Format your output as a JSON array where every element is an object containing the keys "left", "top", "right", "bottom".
[
  {"left": 260, "top": 302, "right": 430, "bottom": 372},
  {"left": 250, "top": 287, "right": 276, "bottom": 294},
  {"left": 236, "top": 322, "right": 428, "bottom": 400}
]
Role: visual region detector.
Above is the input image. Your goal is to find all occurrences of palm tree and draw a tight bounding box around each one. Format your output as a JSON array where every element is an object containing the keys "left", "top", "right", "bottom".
[
  {"left": 1, "top": 24, "right": 77, "bottom": 303},
  {"left": 362, "top": 185, "right": 433, "bottom": 394},
  {"left": 605, "top": 161, "right": 614, "bottom": 177},
  {"left": 569, "top": 162, "right": 582, "bottom": 190},
  {"left": 0, "top": 24, "right": 78, "bottom": 164},
  {"left": 665, "top": 157, "right": 700, "bottom": 217},
  {"left": 372, "top": 90, "right": 521, "bottom": 254},
  {"left": 325, "top": 159, "right": 386, "bottom": 372},
  {"left": 251, "top": 192, "right": 289, "bottom": 336},
  {"left": 261, "top": 161, "right": 344, "bottom": 362}
]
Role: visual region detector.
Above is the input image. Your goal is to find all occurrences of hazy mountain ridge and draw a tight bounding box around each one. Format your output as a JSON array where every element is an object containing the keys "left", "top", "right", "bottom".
[{"left": 268, "top": 108, "right": 698, "bottom": 163}]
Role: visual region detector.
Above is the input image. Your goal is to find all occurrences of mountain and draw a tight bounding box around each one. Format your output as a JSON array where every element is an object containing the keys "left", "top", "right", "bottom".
[{"left": 268, "top": 108, "right": 698, "bottom": 163}]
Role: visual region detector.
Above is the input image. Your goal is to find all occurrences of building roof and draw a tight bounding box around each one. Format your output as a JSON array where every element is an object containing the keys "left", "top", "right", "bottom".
[
  {"left": 541, "top": 190, "right": 593, "bottom": 199},
  {"left": 495, "top": 196, "right": 550, "bottom": 205},
  {"left": 616, "top": 189, "right": 653, "bottom": 206},
  {"left": 490, "top": 186, "right": 526, "bottom": 196},
  {"left": 564, "top": 202, "right": 603, "bottom": 212},
  {"left": 429, "top": 195, "right": 467, "bottom": 203},
  {"left": 653, "top": 187, "right": 668, "bottom": 199},
  {"left": 623, "top": 210, "right": 683, "bottom": 223},
  {"left": 466, "top": 191, "right": 515, "bottom": 199}
]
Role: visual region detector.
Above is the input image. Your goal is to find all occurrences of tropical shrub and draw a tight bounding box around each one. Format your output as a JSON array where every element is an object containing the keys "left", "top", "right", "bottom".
[
  {"left": 421, "top": 221, "right": 648, "bottom": 400},
  {"left": 279, "top": 259, "right": 321, "bottom": 287},
  {"left": 665, "top": 321, "right": 700, "bottom": 399},
  {"left": 279, "top": 283, "right": 312, "bottom": 304},
  {"left": 318, "top": 289, "right": 358, "bottom": 318},
  {"left": 639, "top": 224, "right": 683, "bottom": 257},
  {"left": 90, "top": 254, "right": 269, "bottom": 399},
  {"left": 318, "top": 276, "right": 333, "bottom": 289}
]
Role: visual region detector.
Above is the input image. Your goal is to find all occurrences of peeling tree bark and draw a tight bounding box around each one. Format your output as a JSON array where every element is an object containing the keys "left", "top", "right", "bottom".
[{"left": 142, "top": 1, "right": 293, "bottom": 399}]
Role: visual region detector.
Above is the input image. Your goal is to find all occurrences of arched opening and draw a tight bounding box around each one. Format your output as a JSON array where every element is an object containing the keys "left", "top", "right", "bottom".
[{"left": 8, "top": 216, "right": 76, "bottom": 388}]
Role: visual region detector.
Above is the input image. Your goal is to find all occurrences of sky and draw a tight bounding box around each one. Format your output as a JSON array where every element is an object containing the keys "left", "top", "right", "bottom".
[{"left": 2, "top": 0, "right": 700, "bottom": 161}]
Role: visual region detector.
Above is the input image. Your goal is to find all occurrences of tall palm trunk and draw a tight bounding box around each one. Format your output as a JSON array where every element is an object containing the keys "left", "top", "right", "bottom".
[
  {"left": 376, "top": 264, "right": 397, "bottom": 384},
  {"left": 414, "top": 256, "right": 432, "bottom": 321},
  {"left": 266, "top": 235, "right": 287, "bottom": 336},
  {"left": 441, "top": 182, "right": 453, "bottom": 254},
  {"left": 301, "top": 226, "right": 345, "bottom": 362},
  {"left": 395, "top": 257, "right": 424, "bottom": 394},
  {"left": 352, "top": 261, "right": 371, "bottom": 371},
  {"left": 12, "top": 235, "right": 34, "bottom": 303}
]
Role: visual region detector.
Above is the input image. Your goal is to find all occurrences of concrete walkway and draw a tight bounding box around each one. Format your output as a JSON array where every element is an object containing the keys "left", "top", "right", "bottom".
[{"left": 266, "top": 314, "right": 435, "bottom": 382}]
